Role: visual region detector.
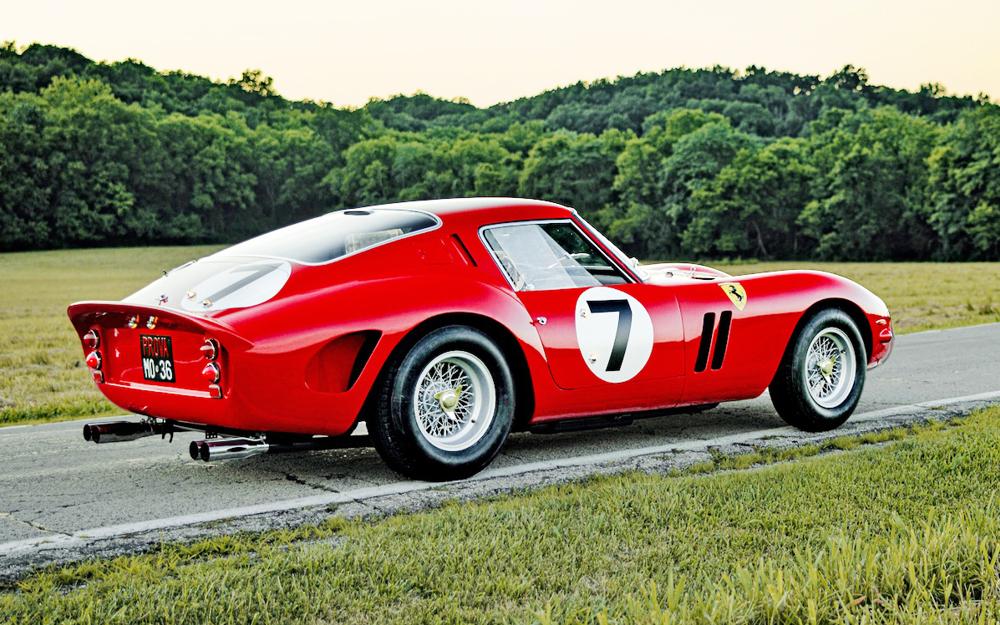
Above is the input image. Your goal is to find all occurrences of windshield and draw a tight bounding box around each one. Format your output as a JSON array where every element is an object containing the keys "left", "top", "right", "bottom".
[
  {"left": 574, "top": 214, "right": 649, "bottom": 281},
  {"left": 216, "top": 209, "right": 440, "bottom": 264}
]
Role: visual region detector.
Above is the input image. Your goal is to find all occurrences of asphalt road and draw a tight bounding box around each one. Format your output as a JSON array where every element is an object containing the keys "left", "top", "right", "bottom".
[{"left": 2, "top": 322, "right": 999, "bottom": 578}]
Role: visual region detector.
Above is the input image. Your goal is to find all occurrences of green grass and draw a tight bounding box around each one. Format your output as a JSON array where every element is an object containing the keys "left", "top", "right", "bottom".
[
  {"left": 0, "top": 246, "right": 222, "bottom": 426},
  {"left": 2, "top": 249, "right": 998, "bottom": 427},
  {"left": 3, "top": 407, "right": 1000, "bottom": 624}
]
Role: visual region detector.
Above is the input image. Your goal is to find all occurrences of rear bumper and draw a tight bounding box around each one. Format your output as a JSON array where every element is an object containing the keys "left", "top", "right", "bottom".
[{"left": 69, "top": 300, "right": 366, "bottom": 437}]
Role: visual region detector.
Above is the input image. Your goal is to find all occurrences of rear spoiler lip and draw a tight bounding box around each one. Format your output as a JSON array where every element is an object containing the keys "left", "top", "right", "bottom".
[{"left": 67, "top": 301, "right": 254, "bottom": 352}]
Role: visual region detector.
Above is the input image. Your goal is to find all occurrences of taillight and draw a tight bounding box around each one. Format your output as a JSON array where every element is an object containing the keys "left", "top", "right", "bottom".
[
  {"left": 202, "top": 362, "right": 221, "bottom": 383},
  {"left": 200, "top": 340, "right": 224, "bottom": 398},
  {"left": 83, "top": 329, "right": 100, "bottom": 349},
  {"left": 86, "top": 350, "right": 104, "bottom": 384},
  {"left": 200, "top": 339, "right": 219, "bottom": 361}
]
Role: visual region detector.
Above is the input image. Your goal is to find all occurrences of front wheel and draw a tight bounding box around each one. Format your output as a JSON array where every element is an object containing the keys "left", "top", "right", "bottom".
[
  {"left": 769, "top": 309, "right": 867, "bottom": 432},
  {"left": 370, "top": 326, "right": 515, "bottom": 481}
]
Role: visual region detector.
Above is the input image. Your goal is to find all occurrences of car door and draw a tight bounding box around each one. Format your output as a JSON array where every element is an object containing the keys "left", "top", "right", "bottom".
[{"left": 481, "top": 221, "right": 685, "bottom": 395}]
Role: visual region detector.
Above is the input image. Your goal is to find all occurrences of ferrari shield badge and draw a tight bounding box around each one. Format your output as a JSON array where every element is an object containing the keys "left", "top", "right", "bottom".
[{"left": 720, "top": 282, "right": 747, "bottom": 311}]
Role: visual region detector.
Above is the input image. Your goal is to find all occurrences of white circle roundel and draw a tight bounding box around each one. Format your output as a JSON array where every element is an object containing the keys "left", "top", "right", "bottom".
[{"left": 575, "top": 287, "right": 654, "bottom": 383}]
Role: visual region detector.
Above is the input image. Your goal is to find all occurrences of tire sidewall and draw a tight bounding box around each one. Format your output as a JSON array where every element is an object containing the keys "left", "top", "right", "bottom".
[
  {"left": 789, "top": 309, "right": 867, "bottom": 424},
  {"left": 390, "top": 326, "right": 514, "bottom": 475}
]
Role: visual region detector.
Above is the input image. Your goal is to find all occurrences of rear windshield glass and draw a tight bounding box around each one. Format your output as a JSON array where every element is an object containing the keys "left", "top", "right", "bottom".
[{"left": 216, "top": 209, "right": 439, "bottom": 264}]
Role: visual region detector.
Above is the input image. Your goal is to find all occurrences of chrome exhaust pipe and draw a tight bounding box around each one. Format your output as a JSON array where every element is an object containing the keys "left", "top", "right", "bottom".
[
  {"left": 83, "top": 421, "right": 157, "bottom": 444},
  {"left": 190, "top": 438, "right": 269, "bottom": 462}
]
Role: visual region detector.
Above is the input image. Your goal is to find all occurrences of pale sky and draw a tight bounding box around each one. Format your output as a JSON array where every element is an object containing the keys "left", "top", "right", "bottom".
[{"left": 5, "top": 0, "right": 999, "bottom": 108}]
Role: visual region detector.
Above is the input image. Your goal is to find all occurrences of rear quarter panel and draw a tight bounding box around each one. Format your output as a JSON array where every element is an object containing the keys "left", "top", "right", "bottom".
[{"left": 208, "top": 232, "right": 551, "bottom": 435}]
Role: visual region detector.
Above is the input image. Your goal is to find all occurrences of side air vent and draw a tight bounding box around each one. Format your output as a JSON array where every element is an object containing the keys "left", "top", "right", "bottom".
[
  {"left": 694, "top": 313, "right": 715, "bottom": 373},
  {"left": 711, "top": 311, "right": 732, "bottom": 370}
]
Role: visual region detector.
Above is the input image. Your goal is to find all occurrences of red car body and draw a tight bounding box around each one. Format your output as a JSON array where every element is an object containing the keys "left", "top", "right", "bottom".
[{"left": 69, "top": 198, "right": 893, "bottom": 478}]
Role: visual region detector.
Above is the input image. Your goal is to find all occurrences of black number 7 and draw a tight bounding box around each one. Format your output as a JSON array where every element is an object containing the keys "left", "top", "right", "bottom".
[{"left": 587, "top": 299, "right": 632, "bottom": 372}]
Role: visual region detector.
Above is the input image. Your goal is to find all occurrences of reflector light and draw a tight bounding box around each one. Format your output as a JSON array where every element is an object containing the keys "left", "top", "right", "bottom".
[
  {"left": 202, "top": 362, "right": 221, "bottom": 383},
  {"left": 91, "top": 370, "right": 104, "bottom": 384},
  {"left": 146, "top": 316, "right": 158, "bottom": 330},
  {"left": 83, "top": 329, "right": 100, "bottom": 349},
  {"left": 200, "top": 339, "right": 219, "bottom": 361},
  {"left": 86, "top": 351, "right": 102, "bottom": 370}
]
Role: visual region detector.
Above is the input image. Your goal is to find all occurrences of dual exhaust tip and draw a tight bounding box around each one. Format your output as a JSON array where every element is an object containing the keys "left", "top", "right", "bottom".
[
  {"left": 83, "top": 421, "right": 157, "bottom": 444},
  {"left": 81, "top": 421, "right": 267, "bottom": 461},
  {"left": 189, "top": 438, "right": 268, "bottom": 462},
  {"left": 83, "top": 420, "right": 371, "bottom": 462}
]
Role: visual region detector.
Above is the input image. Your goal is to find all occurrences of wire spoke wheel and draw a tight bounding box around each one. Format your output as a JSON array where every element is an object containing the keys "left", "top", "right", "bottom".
[
  {"left": 804, "top": 327, "right": 856, "bottom": 409},
  {"left": 413, "top": 351, "right": 496, "bottom": 452},
  {"left": 769, "top": 309, "right": 867, "bottom": 433}
]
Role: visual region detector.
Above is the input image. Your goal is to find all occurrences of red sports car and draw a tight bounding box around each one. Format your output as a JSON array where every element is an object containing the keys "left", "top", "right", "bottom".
[{"left": 69, "top": 198, "right": 894, "bottom": 480}]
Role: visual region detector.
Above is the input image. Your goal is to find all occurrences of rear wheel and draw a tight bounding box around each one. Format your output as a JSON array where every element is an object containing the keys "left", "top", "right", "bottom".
[
  {"left": 770, "top": 309, "right": 867, "bottom": 432},
  {"left": 370, "top": 326, "right": 514, "bottom": 480}
]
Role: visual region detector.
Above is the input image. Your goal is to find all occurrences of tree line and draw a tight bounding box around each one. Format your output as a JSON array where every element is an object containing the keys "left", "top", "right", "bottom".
[{"left": 1, "top": 42, "right": 998, "bottom": 260}]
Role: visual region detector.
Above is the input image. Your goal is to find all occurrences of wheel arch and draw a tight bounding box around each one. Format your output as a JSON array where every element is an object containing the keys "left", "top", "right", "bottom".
[
  {"left": 363, "top": 312, "right": 537, "bottom": 432},
  {"left": 768, "top": 299, "right": 870, "bottom": 431},
  {"left": 780, "top": 298, "right": 874, "bottom": 374}
]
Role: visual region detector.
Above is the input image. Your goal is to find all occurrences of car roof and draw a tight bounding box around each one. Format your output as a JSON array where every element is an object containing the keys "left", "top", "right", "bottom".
[{"left": 360, "top": 197, "right": 575, "bottom": 225}]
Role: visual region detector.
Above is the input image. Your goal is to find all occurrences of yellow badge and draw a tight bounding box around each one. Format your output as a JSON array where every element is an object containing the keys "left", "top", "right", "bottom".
[{"left": 720, "top": 282, "right": 747, "bottom": 311}]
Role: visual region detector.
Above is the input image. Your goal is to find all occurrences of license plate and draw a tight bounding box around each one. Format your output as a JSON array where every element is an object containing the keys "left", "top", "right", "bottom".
[{"left": 140, "top": 335, "right": 176, "bottom": 383}]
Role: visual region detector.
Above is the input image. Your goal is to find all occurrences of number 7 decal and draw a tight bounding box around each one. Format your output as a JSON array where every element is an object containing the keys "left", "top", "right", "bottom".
[
  {"left": 575, "top": 287, "right": 654, "bottom": 383},
  {"left": 586, "top": 299, "right": 631, "bottom": 372}
]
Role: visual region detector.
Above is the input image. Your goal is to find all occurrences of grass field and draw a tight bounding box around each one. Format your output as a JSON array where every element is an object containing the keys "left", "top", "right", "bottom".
[
  {"left": 1, "top": 248, "right": 998, "bottom": 426},
  {"left": 3, "top": 407, "right": 999, "bottom": 624}
]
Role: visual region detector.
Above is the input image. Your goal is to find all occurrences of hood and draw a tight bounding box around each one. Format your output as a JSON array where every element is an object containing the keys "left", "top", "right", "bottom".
[{"left": 642, "top": 263, "right": 732, "bottom": 284}]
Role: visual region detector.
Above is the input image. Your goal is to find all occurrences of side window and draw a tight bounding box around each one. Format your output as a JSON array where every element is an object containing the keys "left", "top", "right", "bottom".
[{"left": 483, "top": 222, "right": 629, "bottom": 291}]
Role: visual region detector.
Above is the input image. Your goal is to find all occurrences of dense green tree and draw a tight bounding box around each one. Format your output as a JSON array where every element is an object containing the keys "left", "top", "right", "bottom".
[
  {"left": 518, "top": 130, "right": 628, "bottom": 219},
  {"left": 926, "top": 107, "right": 1000, "bottom": 259},
  {"left": 685, "top": 139, "right": 816, "bottom": 257},
  {"left": 1, "top": 42, "right": 999, "bottom": 261},
  {"left": 799, "top": 107, "right": 940, "bottom": 260},
  {"left": 0, "top": 78, "right": 166, "bottom": 249},
  {"left": 0, "top": 91, "right": 51, "bottom": 248},
  {"left": 652, "top": 121, "right": 758, "bottom": 257},
  {"left": 328, "top": 132, "right": 521, "bottom": 207},
  {"left": 598, "top": 110, "right": 745, "bottom": 258},
  {"left": 153, "top": 112, "right": 258, "bottom": 241},
  {"left": 252, "top": 124, "right": 338, "bottom": 227}
]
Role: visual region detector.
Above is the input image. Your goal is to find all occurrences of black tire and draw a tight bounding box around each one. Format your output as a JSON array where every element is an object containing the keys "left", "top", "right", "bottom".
[
  {"left": 769, "top": 309, "right": 867, "bottom": 432},
  {"left": 370, "top": 326, "right": 515, "bottom": 481}
]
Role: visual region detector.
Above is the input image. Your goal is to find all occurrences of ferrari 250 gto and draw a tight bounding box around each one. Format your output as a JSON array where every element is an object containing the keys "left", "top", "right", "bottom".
[{"left": 69, "top": 198, "right": 893, "bottom": 480}]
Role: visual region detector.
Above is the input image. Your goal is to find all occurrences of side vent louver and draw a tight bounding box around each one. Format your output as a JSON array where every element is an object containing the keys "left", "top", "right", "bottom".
[
  {"left": 695, "top": 310, "right": 733, "bottom": 373},
  {"left": 694, "top": 313, "right": 715, "bottom": 373},
  {"left": 711, "top": 311, "right": 732, "bottom": 370}
]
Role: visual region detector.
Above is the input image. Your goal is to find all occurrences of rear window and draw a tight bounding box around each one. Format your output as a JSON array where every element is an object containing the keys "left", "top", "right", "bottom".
[{"left": 217, "top": 209, "right": 440, "bottom": 264}]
